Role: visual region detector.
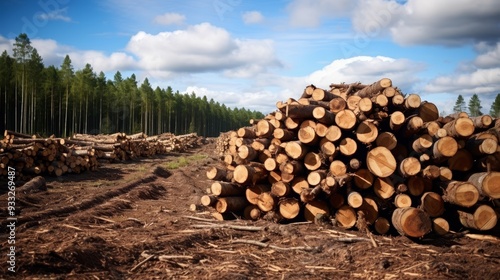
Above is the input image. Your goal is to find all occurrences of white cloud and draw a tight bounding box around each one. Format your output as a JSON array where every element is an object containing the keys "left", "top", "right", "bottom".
[
  {"left": 286, "top": 0, "right": 355, "bottom": 27},
  {"left": 473, "top": 42, "right": 500, "bottom": 69},
  {"left": 385, "top": 0, "right": 500, "bottom": 46},
  {"left": 126, "top": 23, "right": 282, "bottom": 76},
  {"left": 351, "top": 0, "right": 403, "bottom": 39},
  {"left": 425, "top": 42, "right": 500, "bottom": 96},
  {"left": 306, "top": 56, "right": 423, "bottom": 91},
  {"left": 30, "top": 38, "right": 136, "bottom": 73},
  {"left": 0, "top": 36, "right": 12, "bottom": 54},
  {"left": 180, "top": 56, "right": 425, "bottom": 114},
  {"left": 37, "top": 8, "right": 71, "bottom": 22},
  {"left": 287, "top": 0, "right": 500, "bottom": 46},
  {"left": 242, "top": 11, "right": 264, "bottom": 24},
  {"left": 153, "top": 13, "right": 186, "bottom": 25},
  {"left": 425, "top": 68, "right": 500, "bottom": 95}
]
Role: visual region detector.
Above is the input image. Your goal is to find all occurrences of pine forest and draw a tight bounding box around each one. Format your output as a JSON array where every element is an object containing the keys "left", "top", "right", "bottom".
[{"left": 0, "top": 34, "right": 264, "bottom": 137}]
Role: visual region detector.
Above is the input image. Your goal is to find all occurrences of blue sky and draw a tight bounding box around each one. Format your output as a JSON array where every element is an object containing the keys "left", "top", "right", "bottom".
[{"left": 1, "top": 0, "right": 499, "bottom": 114}]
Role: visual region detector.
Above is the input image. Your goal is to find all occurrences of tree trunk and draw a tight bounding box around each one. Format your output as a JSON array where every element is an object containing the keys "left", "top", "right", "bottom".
[
  {"left": 442, "top": 181, "right": 480, "bottom": 207},
  {"left": 391, "top": 207, "right": 431, "bottom": 238},
  {"left": 458, "top": 205, "right": 497, "bottom": 231},
  {"left": 354, "top": 78, "right": 392, "bottom": 98},
  {"left": 216, "top": 196, "right": 248, "bottom": 213},
  {"left": 211, "top": 182, "right": 245, "bottom": 196},
  {"left": 467, "top": 172, "right": 500, "bottom": 199}
]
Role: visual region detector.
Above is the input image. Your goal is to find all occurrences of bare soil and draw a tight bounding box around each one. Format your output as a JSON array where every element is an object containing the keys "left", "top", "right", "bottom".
[{"left": 1, "top": 140, "right": 499, "bottom": 279}]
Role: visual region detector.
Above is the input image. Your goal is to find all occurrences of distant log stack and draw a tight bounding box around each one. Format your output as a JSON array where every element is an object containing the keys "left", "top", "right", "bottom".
[
  {"left": 0, "top": 130, "right": 204, "bottom": 179},
  {"left": 204, "top": 78, "right": 500, "bottom": 238}
]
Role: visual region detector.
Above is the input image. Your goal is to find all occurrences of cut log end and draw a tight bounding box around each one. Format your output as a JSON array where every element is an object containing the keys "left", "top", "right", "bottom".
[{"left": 392, "top": 207, "right": 432, "bottom": 238}]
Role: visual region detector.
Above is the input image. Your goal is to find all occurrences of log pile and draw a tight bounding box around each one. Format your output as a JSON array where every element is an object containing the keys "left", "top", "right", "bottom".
[
  {"left": 0, "top": 130, "right": 204, "bottom": 179},
  {"left": 204, "top": 78, "right": 500, "bottom": 237}
]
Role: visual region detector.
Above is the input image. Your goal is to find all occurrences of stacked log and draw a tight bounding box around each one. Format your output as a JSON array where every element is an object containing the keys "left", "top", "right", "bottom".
[
  {"left": 204, "top": 78, "right": 500, "bottom": 237},
  {"left": 0, "top": 131, "right": 204, "bottom": 179}
]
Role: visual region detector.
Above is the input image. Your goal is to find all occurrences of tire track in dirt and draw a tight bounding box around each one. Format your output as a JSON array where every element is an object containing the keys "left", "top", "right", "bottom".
[{"left": 13, "top": 173, "right": 165, "bottom": 226}]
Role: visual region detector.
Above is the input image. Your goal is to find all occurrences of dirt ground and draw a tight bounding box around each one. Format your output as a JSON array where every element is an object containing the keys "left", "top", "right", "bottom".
[{"left": 1, "top": 140, "right": 500, "bottom": 280}]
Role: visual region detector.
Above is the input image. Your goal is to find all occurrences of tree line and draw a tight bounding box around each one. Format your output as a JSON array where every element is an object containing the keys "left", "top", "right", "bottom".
[
  {"left": 0, "top": 33, "right": 264, "bottom": 138},
  {"left": 453, "top": 93, "right": 500, "bottom": 117}
]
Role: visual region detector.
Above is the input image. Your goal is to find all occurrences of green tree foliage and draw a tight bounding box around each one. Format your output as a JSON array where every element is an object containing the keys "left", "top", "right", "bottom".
[
  {"left": 468, "top": 94, "right": 483, "bottom": 117},
  {"left": 60, "top": 54, "right": 74, "bottom": 136},
  {"left": 490, "top": 93, "right": 500, "bottom": 118},
  {"left": 1, "top": 33, "right": 265, "bottom": 137},
  {"left": 453, "top": 95, "right": 466, "bottom": 113},
  {"left": 12, "top": 33, "right": 34, "bottom": 133}
]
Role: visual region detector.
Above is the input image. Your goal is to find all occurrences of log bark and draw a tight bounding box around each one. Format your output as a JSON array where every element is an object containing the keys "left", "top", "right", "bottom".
[
  {"left": 458, "top": 205, "right": 497, "bottom": 231},
  {"left": 216, "top": 196, "right": 248, "bottom": 213},
  {"left": 442, "top": 181, "right": 480, "bottom": 207},
  {"left": 207, "top": 166, "right": 227, "bottom": 181},
  {"left": 391, "top": 207, "right": 432, "bottom": 238},
  {"left": 237, "top": 127, "right": 256, "bottom": 138},
  {"left": 233, "top": 164, "right": 267, "bottom": 185},
  {"left": 468, "top": 172, "right": 500, "bottom": 199},
  {"left": 443, "top": 117, "right": 475, "bottom": 138},
  {"left": 273, "top": 128, "right": 295, "bottom": 141},
  {"left": 354, "top": 78, "right": 392, "bottom": 98},
  {"left": 466, "top": 138, "right": 498, "bottom": 156},
  {"left": 471, "top": 115, "right": 493, "bottom": 129},
  {"left": 19, "top": 176, "right": 47, "bottom": 193},
  {"left": 313, "top": 106, "right": 335, "bottom": 125},
  {"left": 432, "top": 136, "right": 458, "bottom": 161},
  {"left": 200, "top": 195, "right": 217, "bottom": 207},
  {"left": 211, "top": 182, "right": 245, "bottom": 196}
]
